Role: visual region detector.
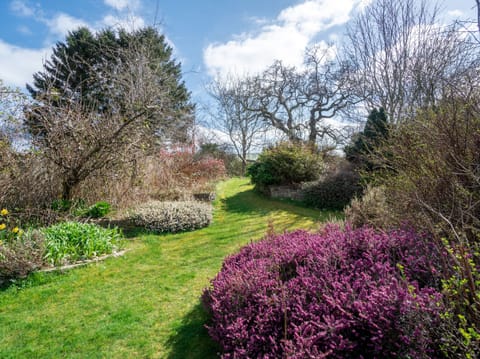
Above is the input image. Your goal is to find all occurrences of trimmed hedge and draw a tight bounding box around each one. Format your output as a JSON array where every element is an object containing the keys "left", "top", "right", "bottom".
[
  {"left": 131, "top": 201, "right": 212, "bottom": 233},
  {"left": 203, "top": 226, "right": 444, "bottom": 358}
]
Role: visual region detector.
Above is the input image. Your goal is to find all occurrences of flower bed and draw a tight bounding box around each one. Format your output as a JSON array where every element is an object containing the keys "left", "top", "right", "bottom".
[{"left": 203, "top": 226, "right": 444, "bottom": 358}]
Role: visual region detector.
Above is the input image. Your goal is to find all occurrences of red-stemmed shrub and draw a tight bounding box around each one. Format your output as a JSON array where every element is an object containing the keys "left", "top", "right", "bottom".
[{"left": 203, "top": 226, "right": 445, "bottom": 358}]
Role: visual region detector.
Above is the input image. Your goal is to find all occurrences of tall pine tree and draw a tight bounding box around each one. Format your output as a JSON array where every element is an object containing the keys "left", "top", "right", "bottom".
[
  {"left": 345, "top": 108, "right": 389, "bottom": 170},
  {"left": 26, "top": 26, "right": 193, "bottom": 142}
]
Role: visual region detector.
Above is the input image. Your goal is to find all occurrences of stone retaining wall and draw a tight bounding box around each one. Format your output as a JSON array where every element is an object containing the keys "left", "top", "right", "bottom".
[{"left": 268, "top": 185, "right": 304, "bottom": 201}]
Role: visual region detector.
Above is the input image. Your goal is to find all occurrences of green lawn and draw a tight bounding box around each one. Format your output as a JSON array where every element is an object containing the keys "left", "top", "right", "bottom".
[{"left": 0, "top": 178, "right": 338, "bottom": 358}]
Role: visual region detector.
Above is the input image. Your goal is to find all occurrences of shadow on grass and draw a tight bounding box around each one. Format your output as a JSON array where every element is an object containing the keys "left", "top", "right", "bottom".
[
  {"left": 222, "top": 188, "right": 274, "bottom": 215},
  {"left": 166, "top": 302, "right": 220, "bottom": 359},
  {"left": 222, "top": 187, "right": 341, "bottom": 221},
  {"left": 95, "top": 218, "right": 163, "bottom": 239}
]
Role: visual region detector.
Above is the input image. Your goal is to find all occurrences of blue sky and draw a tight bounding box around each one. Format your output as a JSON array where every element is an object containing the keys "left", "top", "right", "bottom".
[{"left": 0, "top": 0, "right": 477, "bottom": 104}]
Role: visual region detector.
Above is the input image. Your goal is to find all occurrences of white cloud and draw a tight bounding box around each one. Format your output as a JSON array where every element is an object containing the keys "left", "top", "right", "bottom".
[
  {"left": 0, "top": 40, "right": 50, "bottom": 88},
  {"left": 103, "top": 0, "right": 140, "bottom": 11},
  {"left": 0, "top": 0, "right": 161, "bottom": 90},
  {"left": 204, "top": 0, "right": 366, "bottom": 78},
  {"left": 46, "top": 13, "right": 89, "bottom": 37},
  {"left": 358, "top": 0, "right": 373, "bottom": 11},
  {"left": 447, "top": 9, "right": 464, "bottom": 18},
  {"left": 10, "top": 0, "right": 35, "bottom": 17},
  {"left": 17, "top": 25, "right": 32, "bottom": 35},
  {"left": 100, "top": 14, "right": 145, "bottom": 30}
]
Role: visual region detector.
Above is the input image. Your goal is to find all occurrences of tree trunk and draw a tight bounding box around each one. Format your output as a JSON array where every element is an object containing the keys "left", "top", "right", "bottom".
[
  {"left": 241, "top": 159, "right": 247, "bottom": 176},
  {"left": 62, "top": 177, "right": 78, "bottom": 201}
]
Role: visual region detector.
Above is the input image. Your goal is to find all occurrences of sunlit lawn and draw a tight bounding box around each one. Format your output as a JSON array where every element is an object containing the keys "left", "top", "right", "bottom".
[{"left": 0, "top": 178, "right": 339, "bottom": 358}]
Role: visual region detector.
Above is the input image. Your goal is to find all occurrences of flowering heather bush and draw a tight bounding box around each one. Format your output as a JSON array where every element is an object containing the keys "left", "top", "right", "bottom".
[
  {"left": 203, "top": 226, "right": 445, "bottom": 358},
  {"left": 131, "top": 201, "right": 212, "bottom": 233}
]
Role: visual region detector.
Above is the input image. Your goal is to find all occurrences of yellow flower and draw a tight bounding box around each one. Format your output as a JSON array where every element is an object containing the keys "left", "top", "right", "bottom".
[
  {"left": 12, "top": 227, "right": 19, "bottom": 234},
  {"left": 0, "top": 208, "right": 8, "bottom": 216},
  {"left": 0, "top": 223, "right": 6, "bottom": 230}
]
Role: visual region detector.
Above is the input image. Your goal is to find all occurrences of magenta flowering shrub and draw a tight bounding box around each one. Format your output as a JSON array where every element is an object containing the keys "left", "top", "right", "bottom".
[{"left": 203, "top": 226, "right": 445, "bottom": 358}]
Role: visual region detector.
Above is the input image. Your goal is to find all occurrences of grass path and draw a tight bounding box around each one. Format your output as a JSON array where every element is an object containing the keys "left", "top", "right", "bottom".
[{"left": 0, "top": 178, "right": 337, "bottom": 358}]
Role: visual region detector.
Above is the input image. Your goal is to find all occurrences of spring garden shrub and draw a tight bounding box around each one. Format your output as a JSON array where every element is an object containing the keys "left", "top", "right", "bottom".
[
  {"left": 363, "top": 97, "right": 480, "bottom": 356},
  {"left": 0, "top": 209, "right": 45, "bottom": 285},
  {"left": 131, "top": 201, "right": 212, "bottom": 233},
  {"left": 302, "top": 165, "right": 363, "bottom": 210},
  {"left": 78, "top": 201, "right": 111, "bottom": 218},
  {"left": 344, "top": 185, "right": 397, "bottom": 229},
  {"left": 0, "top": 230, "right": 45, "bottom": 286},
  {"left": 42, "top": 221, "right": 123, "bottom": 266},
  {"left": 247, "top": 142, "right": 323, "bottom": 190},
  {"left": 148, "top": 147, "right": 226, "bottom": 201},
  {"left": 203, "top": 226, "right": 445, "bottom": 358}
]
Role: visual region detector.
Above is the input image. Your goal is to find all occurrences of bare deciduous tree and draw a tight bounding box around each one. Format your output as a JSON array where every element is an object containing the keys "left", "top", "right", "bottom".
[
  {"left": 28, "top": 36, "right": 193, "bottom": 200},
  {"left": 345, "top": 0, "right": 479, "bottom": 124},
  {"left": 208, "top": 75, "right": 267, "bottom": 175},
  {"left": 246, "top": 46, "right": 356, "bottom": 146},
  {"left": 0, "top": 80, "right": 29, "bottom": 145}
]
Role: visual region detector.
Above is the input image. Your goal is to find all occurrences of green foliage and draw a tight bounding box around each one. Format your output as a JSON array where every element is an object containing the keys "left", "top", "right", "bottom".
[
  {"left": 247, "top": 142, "right": 323, "bottom": 188},
  {"left": 42, "top": 222, "right": 123, "bottom": 266},
  {"left": 302, "top": 166, "right": 362, "bottom": 210},
  {"left": 51, "top": 199, "right": 74, "bottom": 212},
  {"left": 345, "top": 108, "right": 389, "bottom": 170},
  {"left": 131, "top": 201, "right": 213, "bottom": 233},
  {"left": 80, "top": 201, "right": 111, "bottom": 218}
]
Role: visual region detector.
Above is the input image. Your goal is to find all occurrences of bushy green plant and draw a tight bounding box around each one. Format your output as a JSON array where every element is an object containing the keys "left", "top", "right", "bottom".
[
  {"left": 302, "top": 166, "right": 362, "bottom": 210},
  {"left": 247, "top": 142, "right": 323, "bottom": 188},
  {"left": 131, "top": 201, "right": 212, "bottom": 233},
  {"left": 51, "top": 198, "right": 87, "bottom": 213},
  {"left": 81, "top": 201, "right": 111, "bottom": 218},
  {"left": 345, "top": 108, "right": 389, "bottom": 171},
  {"left": 42, "top": 222, "right": 123, "bottom": 266},
  {"left": 0, "top": 229, "right": 45, "bottom": 285}
]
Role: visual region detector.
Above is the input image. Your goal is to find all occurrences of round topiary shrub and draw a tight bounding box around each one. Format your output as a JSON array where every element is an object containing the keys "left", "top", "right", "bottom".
[
  {"left": 131, "top": 201, "right": 212, "bottom": 233},
  {"left": 203, "top": 226, "right": 444, "bottom": 358}
]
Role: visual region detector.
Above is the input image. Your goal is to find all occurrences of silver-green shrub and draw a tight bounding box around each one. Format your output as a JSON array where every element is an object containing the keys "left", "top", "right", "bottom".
[{"left": 131, "top": 201, "right": 212, "bottom": 233}]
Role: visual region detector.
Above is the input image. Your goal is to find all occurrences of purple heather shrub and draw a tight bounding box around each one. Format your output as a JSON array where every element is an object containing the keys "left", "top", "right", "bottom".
[{"left": 203, "top": 225, "right": 445, "bottom": 358}]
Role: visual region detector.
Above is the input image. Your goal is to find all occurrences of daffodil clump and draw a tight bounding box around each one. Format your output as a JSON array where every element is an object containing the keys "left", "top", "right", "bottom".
[{"left": 0, "top": 208, "right": 23, "bottom": 244}]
